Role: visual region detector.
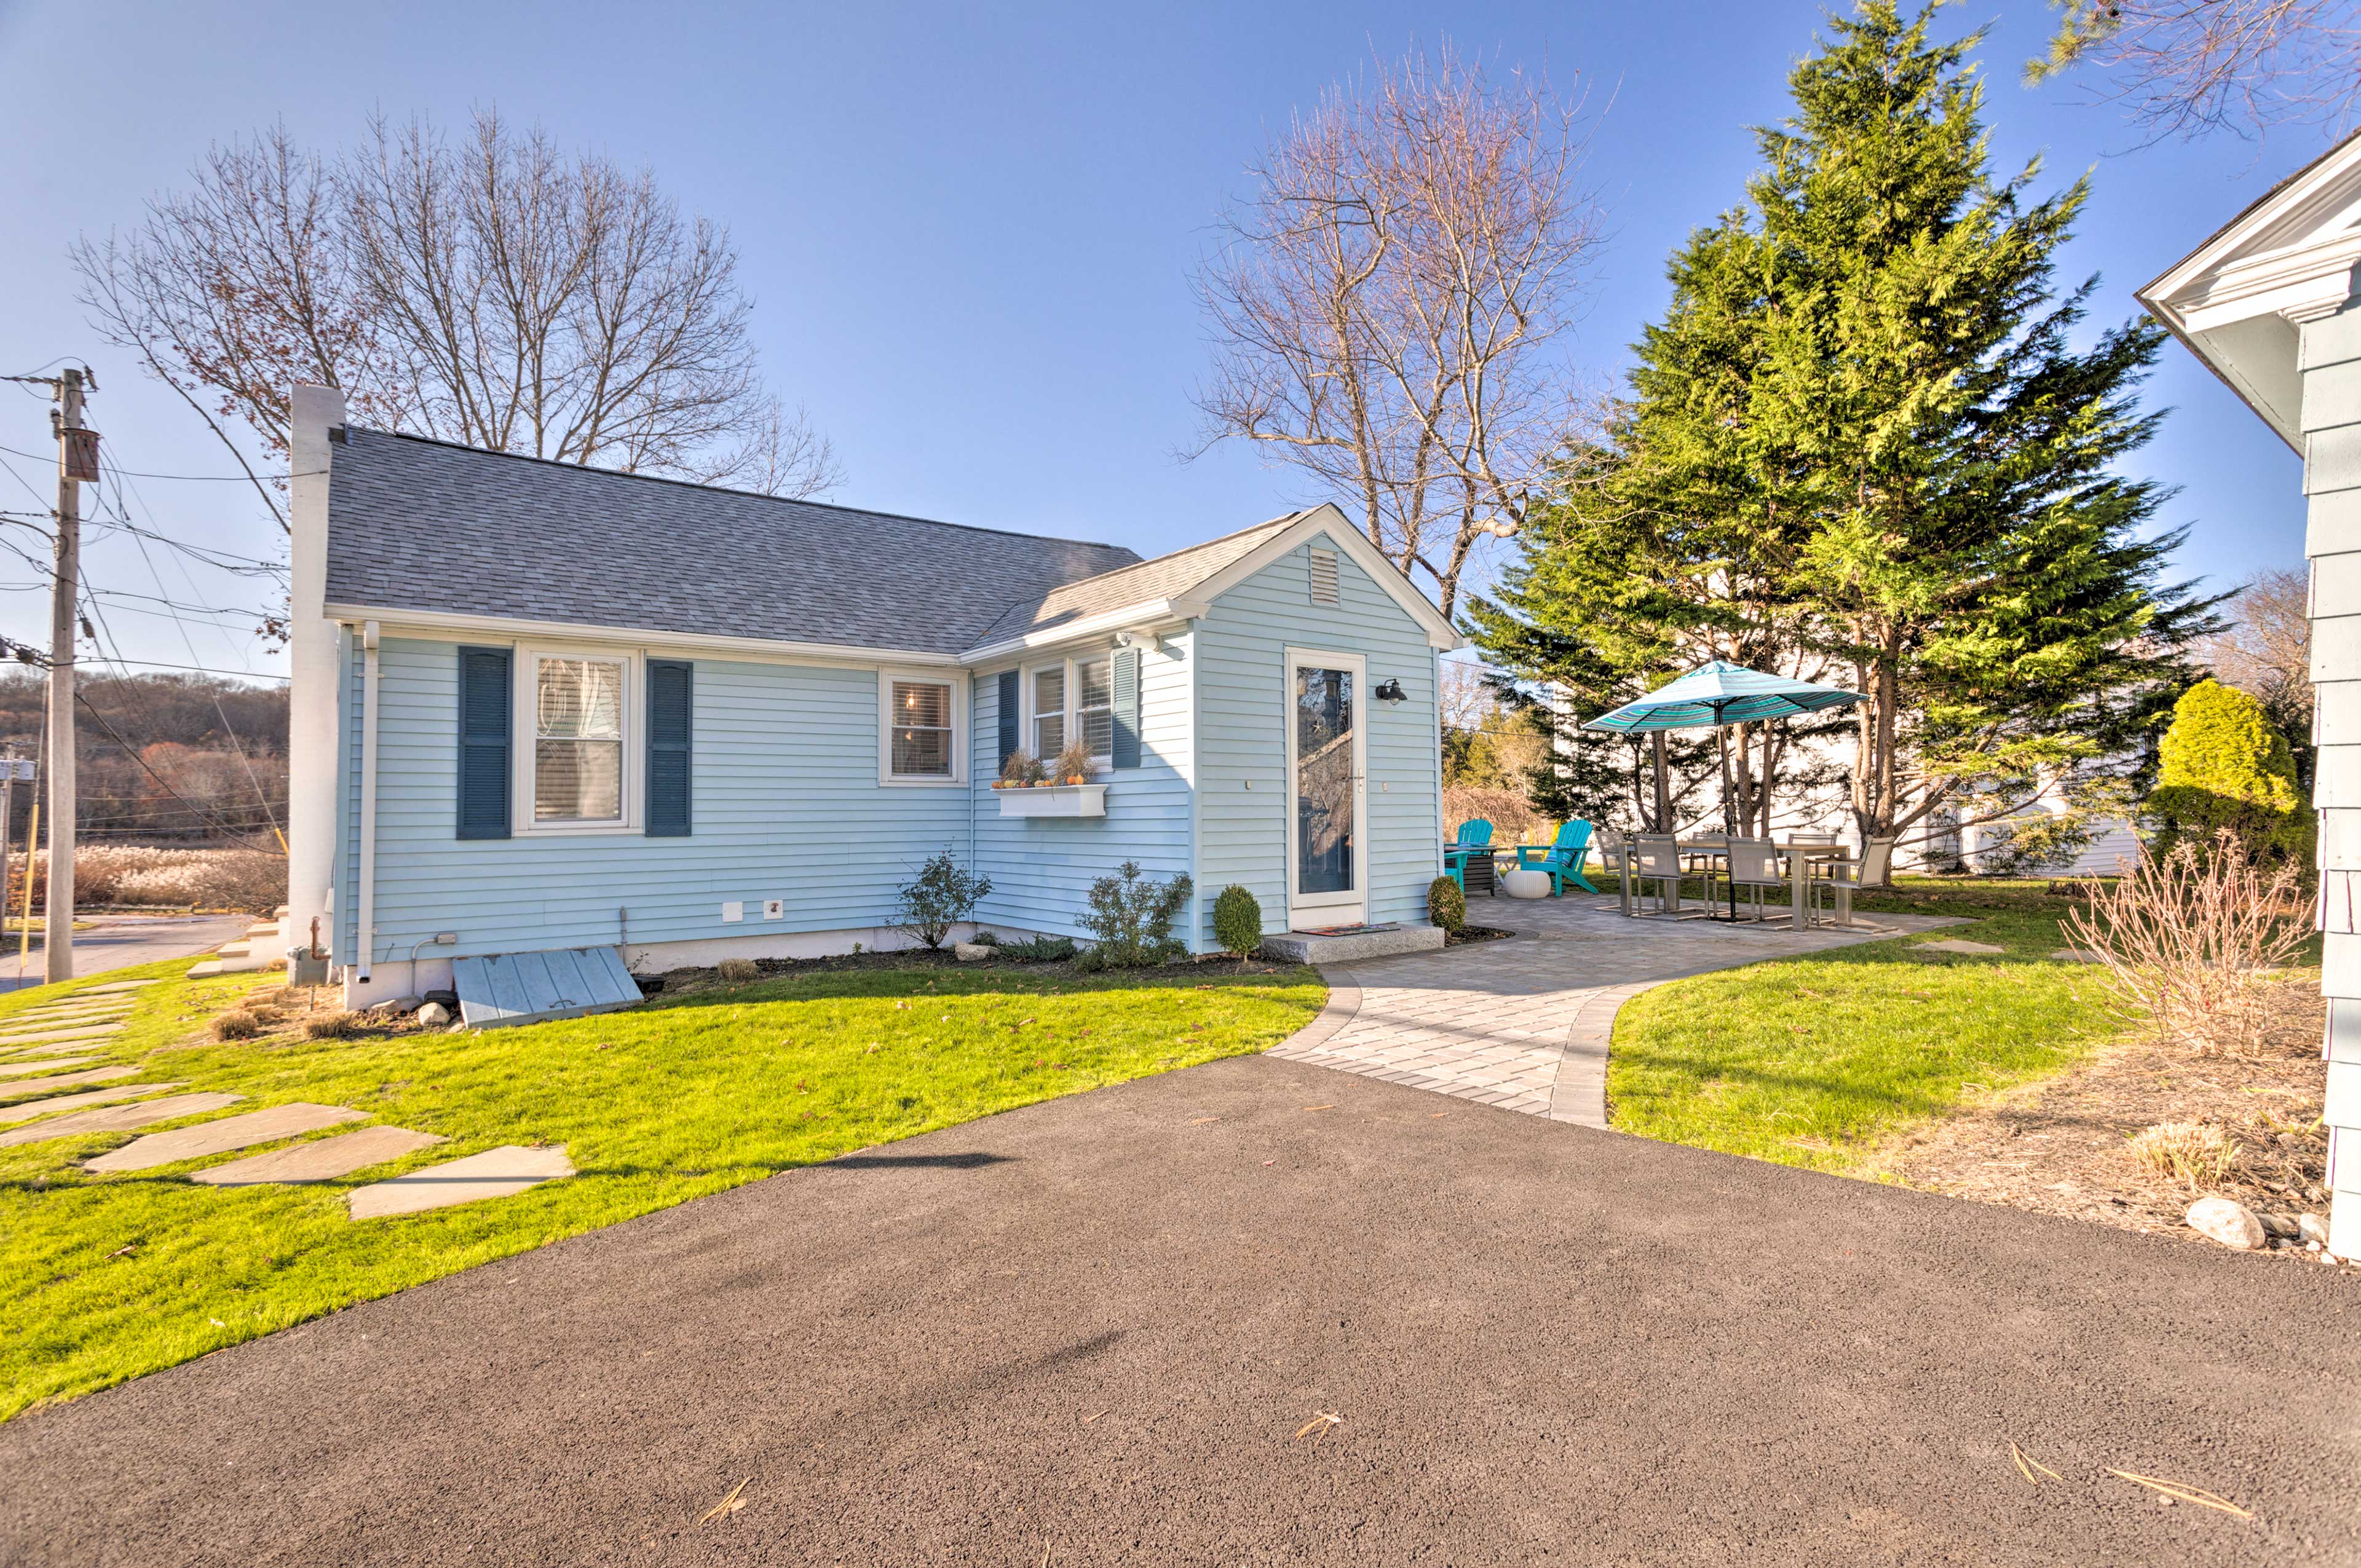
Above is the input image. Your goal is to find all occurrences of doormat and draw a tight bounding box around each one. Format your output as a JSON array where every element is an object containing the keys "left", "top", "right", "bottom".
[{"left": 1291, "top": 922, "right": 1401, "bottom": 937}]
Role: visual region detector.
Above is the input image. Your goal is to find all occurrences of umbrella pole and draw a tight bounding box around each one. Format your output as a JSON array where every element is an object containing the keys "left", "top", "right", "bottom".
[
  {"left": 1651, "top": 731, "right": 1670, "bottom": 833},
  {"left": 1717, "top": 715, "right": 1738, "bottom": 921}
]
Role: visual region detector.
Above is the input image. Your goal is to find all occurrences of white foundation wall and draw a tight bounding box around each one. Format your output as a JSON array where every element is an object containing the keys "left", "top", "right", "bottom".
[{"left": 2303, "top": 302, "right": 2361, "bottom": 1261}]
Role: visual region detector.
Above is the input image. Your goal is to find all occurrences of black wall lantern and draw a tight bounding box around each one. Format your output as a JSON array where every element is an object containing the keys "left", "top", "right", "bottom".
[{"left": 1373, "top": 677, "right": 1407, "bottom": 703}]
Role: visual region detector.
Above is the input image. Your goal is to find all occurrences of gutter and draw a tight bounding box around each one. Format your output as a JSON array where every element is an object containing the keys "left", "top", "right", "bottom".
[
  {"left": 357, "top": 620, "right": 381, "bottom": 983},
  {"left": 962, "top": 599, "right": 1205, "bottom": 666}
]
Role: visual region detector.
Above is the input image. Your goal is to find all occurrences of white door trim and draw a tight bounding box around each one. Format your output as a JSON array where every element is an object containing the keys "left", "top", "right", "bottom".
[{"left": 1282, "top": 645, "right": 1369, "bottom": 930}]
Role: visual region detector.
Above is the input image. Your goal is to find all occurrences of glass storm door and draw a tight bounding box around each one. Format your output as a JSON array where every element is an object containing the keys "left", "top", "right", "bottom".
[{"left": 1287, "top": 648, "right": 1367, "bottom": 929}]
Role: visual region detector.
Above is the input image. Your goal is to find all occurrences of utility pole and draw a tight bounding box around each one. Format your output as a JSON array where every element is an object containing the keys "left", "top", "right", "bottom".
[{"left": 45, "top": 369, "right": 93, "bottom": 984}]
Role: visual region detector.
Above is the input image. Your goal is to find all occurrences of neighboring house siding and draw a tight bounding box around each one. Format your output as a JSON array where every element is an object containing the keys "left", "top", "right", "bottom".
[
  {"left": 1194, "top": 534, "right": 1441, "bottom": 947},
  {"left": 341, "top": 637, "right": 971, "bottom": 966},
  {"left": 967, "top": 636, "right": 1195, "bottom": 942}
]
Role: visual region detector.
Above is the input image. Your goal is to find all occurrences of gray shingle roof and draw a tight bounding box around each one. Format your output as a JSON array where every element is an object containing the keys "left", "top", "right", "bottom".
[
  {"left": 965, "top": 511, "right": 1307, "bottom": 648},
  {"left": 322, "top": 428, "right": 1142, "bottom": 656}
]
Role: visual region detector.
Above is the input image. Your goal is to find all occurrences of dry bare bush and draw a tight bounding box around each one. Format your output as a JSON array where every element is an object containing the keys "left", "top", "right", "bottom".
[
  {"left": 717, "top": 957, "right": 760, "bottom": 983},
  {"left": 2126, "top": 1121, "right": 2242, "bottom": 1191},
  {"left": 211, "top": 1010, "right": 265, "bottom": 1041},
  {"left": 2065, "top": 831, "right": 2312, "bottom": 1057},
  {"left": 303, "top": 1012, "right": 369, "bottom": 1041},
  {"left": 10, "top": 845, "right": 287, "bottom": 913}
]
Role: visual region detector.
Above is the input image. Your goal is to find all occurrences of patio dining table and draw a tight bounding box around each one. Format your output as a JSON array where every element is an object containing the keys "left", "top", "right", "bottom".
[{"left": 1615, "top": 838, "right": 1855, "bottom": 931}]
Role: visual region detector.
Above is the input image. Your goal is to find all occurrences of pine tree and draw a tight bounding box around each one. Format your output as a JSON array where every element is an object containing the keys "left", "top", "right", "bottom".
[{"left": 1468, "top": 1, "right": 2212, "bottom": 864}]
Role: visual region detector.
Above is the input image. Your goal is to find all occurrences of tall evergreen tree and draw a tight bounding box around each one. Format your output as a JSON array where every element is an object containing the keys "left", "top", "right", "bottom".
[{"left": 1468, "top": 1, "right": 2212, "bottom": 866}]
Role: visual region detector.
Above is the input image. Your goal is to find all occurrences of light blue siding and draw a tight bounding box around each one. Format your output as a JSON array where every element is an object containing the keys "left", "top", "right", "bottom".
[
  {"left": 339, "top": 639, "right": 971, "bottom": 966},
  {"left": 1193, "top": 535, "right": 1442, "bottom": 945},
  {"left": 967, "top": 636, "right": 1195, "bottom": 941}
]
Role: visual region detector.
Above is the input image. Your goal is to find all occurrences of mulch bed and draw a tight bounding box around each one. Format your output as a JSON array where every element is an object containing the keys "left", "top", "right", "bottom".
[
  {"left": 1874, "top": 978, "right": 2348, "bottom": 1269},
  {"left": 1446, "top": 925, "right": 1514, "bottom": 947}
]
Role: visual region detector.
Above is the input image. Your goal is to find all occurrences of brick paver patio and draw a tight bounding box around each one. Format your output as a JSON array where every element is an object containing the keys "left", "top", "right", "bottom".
[{"left": 1268, "top": 891, "right": 1957, "bottom": 1125}]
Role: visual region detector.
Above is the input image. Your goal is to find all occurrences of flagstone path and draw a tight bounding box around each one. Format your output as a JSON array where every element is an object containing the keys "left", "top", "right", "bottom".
[
  {"left": 194, "top": 1126, "right": 446, "bottom": 1186},
  {"left": 0, "top": 1083, "right": 183, "bottom": 1125},
  {"left": 0, "top": 1056, "right": 99, "bottom": 1077},
  {"left": 1273, "top": 891, "right": 1961, "bottom": 1126},
  {"left": 0, "top": 1066, "right": 137, "bottom": 1099},
  {"left": 349, "top": 1145, "right": 575, "bottom": 1219},
  {"left": 86, "top": 1103, "right": 367, "bottom": 1173},
  {"left": 0, "top": 1025, "right": 127, "bottom": 1048},
  {"left": 0, "top": 1092, "right": 243, "bottom": 1148}
]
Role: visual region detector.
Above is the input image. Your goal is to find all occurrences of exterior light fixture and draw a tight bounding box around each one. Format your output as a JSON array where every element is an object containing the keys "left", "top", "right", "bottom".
[{"left": 1374, "top": 678, "right": 1407, "bottom": 703}]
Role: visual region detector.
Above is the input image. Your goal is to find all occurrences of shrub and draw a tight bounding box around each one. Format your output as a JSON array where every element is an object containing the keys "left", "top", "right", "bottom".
[
  {"left": 2064, "top": 830, "right": 2312, "bottom": 1057},
  {"left": 2148, "top": 679, "right": 2310, "bottom": 864},
  {"left": 1428, "top": 875, "right": 1466, "bottom": 933},
  {"left": 999, "top": 934, "right": 1078, "bottom": 961},
  {"left": 2126, "top": 1121, "right": 2240, "bottom": 1190},
  {"left": 1212, "top": 884, "right": 1263, "bottom": 962},
  {"left": 895, "top": 848, "right": 993, "bottom": 949},
  {"left": 303, "top": 1012, "right": 368, "bottom": 1040},
  {"left": 10, "top": 844, "right": 287, "bottom": 913},
  {"left": 1079, "top": 861, "right": 1193, "bottom": 967},
  {"left": 717, "top": 957, "right": 760, "bottom": 983},
  {"left": 210, "top": 1009, "right": 264, "bottom": 1041}
]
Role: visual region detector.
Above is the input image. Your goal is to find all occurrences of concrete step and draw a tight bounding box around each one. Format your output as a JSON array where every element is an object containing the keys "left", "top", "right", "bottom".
[{"left": 1261, "top": 924, "right": 1447, "bottom": 964}]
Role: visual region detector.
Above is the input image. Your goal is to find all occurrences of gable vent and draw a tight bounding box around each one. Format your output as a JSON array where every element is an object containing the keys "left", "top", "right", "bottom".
[{"left": 1308, "top": 547, "right": 1339, "bottom": 606}]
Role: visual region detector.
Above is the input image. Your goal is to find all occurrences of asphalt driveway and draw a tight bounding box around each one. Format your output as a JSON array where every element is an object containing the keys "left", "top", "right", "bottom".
[{"left": 5, "top": 1054, "right": 2355, "bottom": 1566}]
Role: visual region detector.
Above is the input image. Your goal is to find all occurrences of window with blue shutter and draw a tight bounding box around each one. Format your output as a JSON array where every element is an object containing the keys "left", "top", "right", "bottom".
[
  {"left": 1111, "top": 647, "right": 1140, "bottom": 769},
  {"left": 996, "top": 669, "right": 1019, "bottom": 774},
  {"left": 646, "top": 660, "right": 692, "bottom": 837},
  {"left": 456, "top": 646, "right": 512, "bottom": 840}
]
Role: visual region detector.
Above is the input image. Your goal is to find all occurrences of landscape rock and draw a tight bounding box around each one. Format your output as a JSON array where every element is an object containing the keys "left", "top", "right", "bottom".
[
  {"left": 2258, "top": 1211, "right": 2301, "bottom": 1239},
  {"left": 953, "top": 943, "right": 993, "bottom": 962},
  {"left": 1915, "top": 939, "right": 2006, "bottom": 956},
  {"left": 417, "top": 1002, "right": 451, "bottom": 1026},
  {"left": 368, "top": 996, "right": 422, "bottom": 1017},
  {"left": 2186, "top": 1197, "right": 2266, "bottom": 1251},
  {"left": 2300, "top": 1213, "right": 2330, "bottom": 1245}
]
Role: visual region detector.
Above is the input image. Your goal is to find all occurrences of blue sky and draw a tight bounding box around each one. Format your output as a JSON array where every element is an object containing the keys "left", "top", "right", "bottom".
[{"left": 0, "top": 0, "right": 2325, "bottom": 680}]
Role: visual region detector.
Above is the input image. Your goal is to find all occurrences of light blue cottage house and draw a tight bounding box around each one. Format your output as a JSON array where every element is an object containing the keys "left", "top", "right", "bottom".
[{"left": 281, "top": 388, "right": 1460, "bottom": 1010}]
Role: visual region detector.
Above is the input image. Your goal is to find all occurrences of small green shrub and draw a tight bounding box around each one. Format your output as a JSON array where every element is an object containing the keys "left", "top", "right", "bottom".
[
  {"left": 1212, "top": 884, "right": 1263, "bottom": 959},
  {"left": 2148, "top": 679, "right": 2311, "bottom": 864},
  {"left": 999, "top": 934, "right": 1078, "bottom": 962},
  {"left": 717, "top": 957, "right": 761, "bottom": 983},
  {"left": 896, "top": 848, "right": 994, "bottom": 949},
  {"left": 1428, "top": 875, "right": 1466, "bottom": 934},
  {"left": 1080, "top": 861, "right": 1193, "bottom": 968}
]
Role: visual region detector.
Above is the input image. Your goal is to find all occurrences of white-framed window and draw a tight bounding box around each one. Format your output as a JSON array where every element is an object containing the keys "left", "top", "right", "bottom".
[
  {"left": 516, "top": 647, "right": 639, "bottom": 832},
  {"left": 879, "top": 670, "right": 963, "bottom": 785},
  {"left": 1024, "top": 651, "right": 1115, "bottom": 770}
]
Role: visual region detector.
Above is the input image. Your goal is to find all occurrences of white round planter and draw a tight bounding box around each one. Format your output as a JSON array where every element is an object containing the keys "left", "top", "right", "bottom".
[{"left": 1501, "top": 867, "right": 1550, "bottom": 900}]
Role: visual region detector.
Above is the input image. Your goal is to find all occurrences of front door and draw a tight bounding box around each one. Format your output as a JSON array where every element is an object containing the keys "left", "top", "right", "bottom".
[{"left": 1284, "top": 648, "right": 1367, "bottom": 929}]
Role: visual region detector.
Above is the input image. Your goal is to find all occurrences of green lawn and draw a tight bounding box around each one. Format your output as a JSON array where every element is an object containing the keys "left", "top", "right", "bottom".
[
  {"left": 1607, "top": 877, "right": 2129, "bottom": 1173},
  {"left": 0, "top": 957, "right": 1323, "bottom": 1422}
]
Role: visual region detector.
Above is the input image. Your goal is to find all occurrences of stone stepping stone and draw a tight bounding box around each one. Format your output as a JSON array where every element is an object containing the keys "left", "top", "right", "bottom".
[
  {"left": 78, "top": 979, "right": 159, "bottom": 993},
  {"left": 2051, "top": 948, "right": 2106, "bottom": 964},
  {"left": 348, "top": 1144, "right": 574, "bottom": 1219},
  {"left": 1915, "top": 939, "right": 2006, "bottom": 956},
  {"left": 0, "top": 1065, "right": 138, "bottom": 1100},
  {"left": 0, "top": 1055, "right": 100, "bottom": 1077},
  {"left": 0, "top": 1090, "right": 241, "bottom": 1147},
  {"left": 10, "top": 1001, "right": 132, "bottom": 1020},
  {"left": 194, "top": 1125, "right": 446, "bottom": 1186},
  {"left": 85, "top": 1102, "right": 366, "bottom": 1173},
  {"left": 0, "top": 1082, "right": 183, "bottom": 1125},
  {"left": 0, "top": 1025, "right": 124, "bottom": 1048}
]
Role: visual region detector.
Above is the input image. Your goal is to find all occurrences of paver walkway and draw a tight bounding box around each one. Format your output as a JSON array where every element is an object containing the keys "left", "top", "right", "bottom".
[
  {"left": 1270, "top": 891, "right": 1956, "bottom": 1125},
  {"left": 0, "top": 1091, "right": 242, "bottom": 1147}
]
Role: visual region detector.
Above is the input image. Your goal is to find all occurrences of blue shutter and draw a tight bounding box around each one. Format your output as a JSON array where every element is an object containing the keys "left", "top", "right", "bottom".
[
  {"left": 996, "top": 669, "right": 1019, "bottom": 773},
  {"left": 457, "top": 646, "right": 511, "bottom": 840},
  {"left": 1111, "top": 647, "right": 1140, "bottom": 769},
  {"left": 646, "top": 659, "right": 692, "bottom": 837}
]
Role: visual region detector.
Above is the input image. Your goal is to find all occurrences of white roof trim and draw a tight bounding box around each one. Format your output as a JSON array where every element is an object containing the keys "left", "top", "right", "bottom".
[
  {"left": 325, "top": 602, "right": 961, "bottom": 668},
  {"left": 960, "top": 599, "right": 1203, "bottom": 665},
  {"left": 2139, "top": 128, "right": 2361, "bottom": 451},
  {"left": 1188, "top": 504, "right": 1463, "bottom": 649}
]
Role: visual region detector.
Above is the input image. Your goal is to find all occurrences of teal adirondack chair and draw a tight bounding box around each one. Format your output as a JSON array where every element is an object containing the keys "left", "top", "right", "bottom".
[
  {"left": 1517, "top": 819, "right": 1599, "bottom": 896},
  {"left": 1444, "top": 819, "right": 1494, "bottom": 891}
]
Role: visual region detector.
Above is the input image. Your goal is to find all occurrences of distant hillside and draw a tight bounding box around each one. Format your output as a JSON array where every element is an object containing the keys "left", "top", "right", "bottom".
[{"left": 0, "top": 672, "right": 288, "bottom": 845}]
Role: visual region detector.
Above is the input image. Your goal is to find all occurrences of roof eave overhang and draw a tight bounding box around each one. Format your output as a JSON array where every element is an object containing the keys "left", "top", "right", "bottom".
[
  {"left": 960, "top": 599, "right": 1205, "bottom": 665},
  {"left": 324, "top": 602, "right": 962, "bottom": 668}
]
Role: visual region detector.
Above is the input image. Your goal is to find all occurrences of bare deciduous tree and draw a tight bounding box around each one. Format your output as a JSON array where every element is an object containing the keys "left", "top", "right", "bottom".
[
  {"left": 2030, "top": 0, "right": 2361, "bottom": 139},
  {"left": 2200, "top": 565, "right": 2313, "bottom": 741},
  {"left": 72, "top": 110, "right": 839, "bottom": 526},
  {"left": 1190, "top": 49, "right": 1601, "bottom": 619}
]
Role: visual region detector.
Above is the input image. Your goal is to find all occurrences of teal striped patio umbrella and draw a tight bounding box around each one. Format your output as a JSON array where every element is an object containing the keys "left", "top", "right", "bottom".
[{"left": 1583, "top": 660, "right": 1864, "bottom": 916}]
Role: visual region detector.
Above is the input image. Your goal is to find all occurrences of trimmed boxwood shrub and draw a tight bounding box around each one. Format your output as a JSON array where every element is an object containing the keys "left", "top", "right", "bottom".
[
  {"left": 1212, "top": 884, "right": 1264, "bottom": 959},
  {"left": 1428, "top": 875, "right": 1466, "bottom": 934},
  {"left": 2149, "top": 679, "right": 2311, "bottom": 863}
]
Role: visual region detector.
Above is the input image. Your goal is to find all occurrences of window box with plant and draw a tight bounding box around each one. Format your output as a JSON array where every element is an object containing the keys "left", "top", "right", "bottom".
[{"left": 991, "top": 742, "right": 1107, "bottom": 817}]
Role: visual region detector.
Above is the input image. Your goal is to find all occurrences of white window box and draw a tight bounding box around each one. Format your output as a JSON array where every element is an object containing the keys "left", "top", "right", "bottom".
[{"left": 995, "top": 783, "right": 1107, "bottom": 818}]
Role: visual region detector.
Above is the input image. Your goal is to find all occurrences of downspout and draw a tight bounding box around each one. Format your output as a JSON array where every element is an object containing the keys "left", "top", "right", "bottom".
[{"left": 357, "top": 620, "right": 381, "bottom": 984}]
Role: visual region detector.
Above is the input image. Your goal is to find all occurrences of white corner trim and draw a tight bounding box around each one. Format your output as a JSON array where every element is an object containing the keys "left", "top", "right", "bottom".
[
  {"left": 1190, "top": 506, "right": 1463, "bottom": 650},
  {"left": 357, "top": 620, "right": 380, "bottom": 980},
  {"left": 325, "top": 602, "right": 960, "bottom": 669},
  {"left": 878, "top": 667, "right": 967, "bottom": 786}
]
